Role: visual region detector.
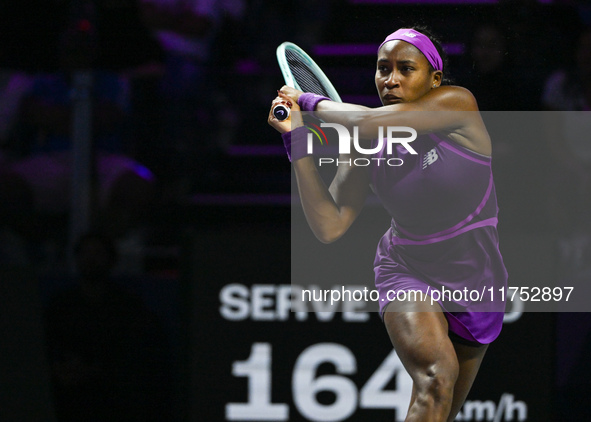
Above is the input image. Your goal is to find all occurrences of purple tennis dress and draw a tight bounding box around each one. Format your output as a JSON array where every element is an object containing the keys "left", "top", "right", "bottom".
[{"left": 371, "top": 132, "right": 508, "bottom": 344}]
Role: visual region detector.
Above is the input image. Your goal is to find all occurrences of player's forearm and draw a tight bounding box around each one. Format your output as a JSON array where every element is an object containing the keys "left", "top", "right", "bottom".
[
  {"left": 316, "top": 100, "right": 371, "bottom": 113},
  {"left": 313, "top": 86, "right": 477, "bottom": 139},
  {"left": 293, "top": 157, "right": 350, "bottom": 244},
  {"left": 313, "top": 100, "right": 388, "bottom": 140},
  {"left": 311, "top": 100, "right": 388, "bottom": 142}
]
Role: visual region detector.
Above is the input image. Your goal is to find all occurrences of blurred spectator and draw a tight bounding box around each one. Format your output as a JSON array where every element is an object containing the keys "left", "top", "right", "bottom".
[
  {"left": 496, "top": 0, "right": 582, "bottom": 106},
  {"left": 0, "top": 56, "right": 36, "bottom": 264},
  {"left": 542, "top": 26, "right": 591, "bottom": 112},
  {"left": 139, "top": 0, "right": 245, "bottom": 193},
  {"left": 462, "top": 22, "right": 524, "bottom": 111},
  {"left": 0, "top": 71, "right": 34, "bottom": 148},
  {"left": 543, "top": 27, "right": 591, "bottom": 419},
  {"left": 0, "top": 20, "right": 156, "bottom": 245},
  {"left": 460, "top": 23, "right": 548, "bottom": 233},
  {"left": 90, "top": 0, "right": 167, "bottom": 183},
  {"left": 542, "top": 28, "right": 591, "bottom": 237},
  {"left": 44, "top": 232, "right": 171, "bottom": 421}
]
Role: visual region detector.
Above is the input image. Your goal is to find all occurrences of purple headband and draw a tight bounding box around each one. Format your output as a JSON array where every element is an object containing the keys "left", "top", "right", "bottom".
[{"left": 378, "top": 28, "right": 443, "bottom": 72}]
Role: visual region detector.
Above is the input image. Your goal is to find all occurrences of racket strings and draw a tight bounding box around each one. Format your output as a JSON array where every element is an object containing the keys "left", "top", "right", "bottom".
[{"left": 285, "top": 49, "right": 331, "bottom": 99}]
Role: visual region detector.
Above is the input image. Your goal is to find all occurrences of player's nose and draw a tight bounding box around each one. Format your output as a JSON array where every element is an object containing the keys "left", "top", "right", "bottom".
[{"left": 384, "top": 71, "right": 400, "bottom": 89}]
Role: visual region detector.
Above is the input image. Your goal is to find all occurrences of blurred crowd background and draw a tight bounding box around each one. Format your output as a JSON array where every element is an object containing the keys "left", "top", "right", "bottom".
[{"left": 1, "top": 0, "right": 591, "bottom": 420}]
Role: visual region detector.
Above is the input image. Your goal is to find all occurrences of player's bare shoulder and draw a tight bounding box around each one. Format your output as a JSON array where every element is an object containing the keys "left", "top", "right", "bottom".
[
  {"left": 432, "top": 86, "right": 479, "bottom": 111},
  {"left": 439, "top": 86, "right": 490, "bottom": 155}
]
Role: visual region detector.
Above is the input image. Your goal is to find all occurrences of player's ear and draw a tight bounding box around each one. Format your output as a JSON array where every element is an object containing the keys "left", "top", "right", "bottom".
[{"left": 432, "top": 71, "right": 442, "bottom": 88}]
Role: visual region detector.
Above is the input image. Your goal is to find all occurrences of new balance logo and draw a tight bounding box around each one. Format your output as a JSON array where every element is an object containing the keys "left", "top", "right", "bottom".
[{"left": 423, "top": 148, "right": 438, "bottom": 169}]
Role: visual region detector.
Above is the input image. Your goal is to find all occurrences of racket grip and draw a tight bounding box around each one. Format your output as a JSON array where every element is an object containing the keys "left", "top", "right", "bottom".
[{"left": 273, "top": 104, "right": 290, "bottom": 121}]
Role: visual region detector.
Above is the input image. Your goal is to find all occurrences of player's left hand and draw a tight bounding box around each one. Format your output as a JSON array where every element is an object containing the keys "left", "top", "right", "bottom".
[{"left": 279, "top": 86, "right": 304, "bottom": 103}]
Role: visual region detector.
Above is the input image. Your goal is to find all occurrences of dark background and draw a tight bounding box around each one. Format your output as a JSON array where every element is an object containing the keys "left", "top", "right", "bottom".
[{"left": 1, "top": 0, "right": 591, "bottom": 420}]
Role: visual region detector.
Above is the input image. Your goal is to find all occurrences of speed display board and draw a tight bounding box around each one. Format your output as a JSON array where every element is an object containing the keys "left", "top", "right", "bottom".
[{"left": 188, "top": 205, "right": 555, "bottom": 421}]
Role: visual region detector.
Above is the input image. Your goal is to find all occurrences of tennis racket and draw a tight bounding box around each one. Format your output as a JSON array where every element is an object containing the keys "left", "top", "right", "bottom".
[{"left": 274, "top": 42, "right": 341, "bottom": 120}]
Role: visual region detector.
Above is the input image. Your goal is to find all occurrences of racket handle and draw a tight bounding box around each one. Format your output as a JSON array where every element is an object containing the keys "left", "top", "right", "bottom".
[{"left": 273, "top": 104, "right": 290, "bottom": 121}]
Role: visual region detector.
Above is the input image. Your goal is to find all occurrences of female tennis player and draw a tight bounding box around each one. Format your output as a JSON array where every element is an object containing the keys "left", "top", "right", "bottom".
[{"left": 269, "top": 27, "right": 507, "bottom": 422}]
